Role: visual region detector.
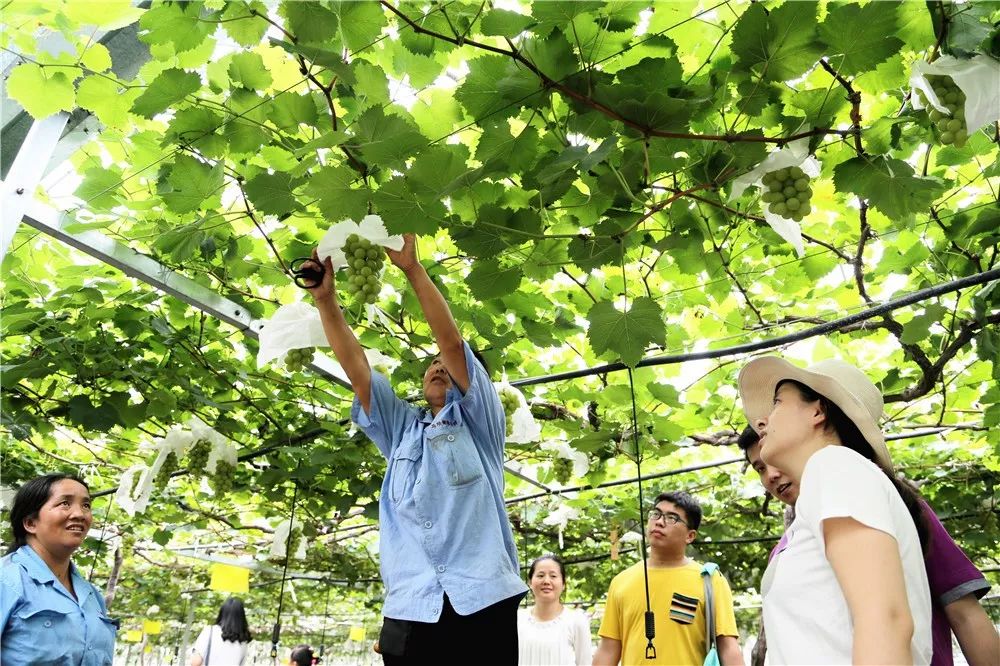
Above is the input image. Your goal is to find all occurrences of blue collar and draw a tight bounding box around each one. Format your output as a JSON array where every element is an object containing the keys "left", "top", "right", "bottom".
[
  {"left": 15, "top": 545, "right": 92, "bottom": 605},
  {"left": 419, "top": 386, "right": 466, "bottom": 424}
]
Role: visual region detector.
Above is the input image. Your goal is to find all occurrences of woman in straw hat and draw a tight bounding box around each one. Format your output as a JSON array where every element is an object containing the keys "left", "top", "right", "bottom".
[{"left": 738, "top": 356, "right": 932, "bottom": 665}]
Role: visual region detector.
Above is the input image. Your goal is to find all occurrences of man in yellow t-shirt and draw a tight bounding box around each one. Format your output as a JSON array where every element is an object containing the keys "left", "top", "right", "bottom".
[{"left": 594, "top": 491, "right": 744, "bottom": 666}]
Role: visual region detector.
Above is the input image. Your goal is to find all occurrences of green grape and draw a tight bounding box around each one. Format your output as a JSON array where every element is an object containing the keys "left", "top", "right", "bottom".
[
  {"left": 761, "top": 167, "right": 814, "bottom": 221},
  {"left": 154, "top": 452, "right": 179, "bottom": 489},
  {"left": 287, "top": 527, "right": 302, "bottom": 560},
  {"left": 285, "top": 347, "right": 314, "bottom": 372},
  {"left": 210, "top": 461, "right": 237, "bottom": 495},
  {"left": 498, "top": 388, "right": 520, "bottom": 434},
  {"left": 552, "top": 458, "right": 573, "bottom": 485},
  {"left": 187, "top": 439, "right": 212, "bottom": 474},
  {"left": 341, "top": 237, "right": 384, "bottom": 307},
  {"left": 922, "top": 75, "right": 968, "bottom": 147}
]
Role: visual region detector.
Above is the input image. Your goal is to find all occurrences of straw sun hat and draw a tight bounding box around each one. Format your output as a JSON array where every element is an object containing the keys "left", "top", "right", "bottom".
[{"left": 737, "top": 356, "right": 893, "bottom": 471}]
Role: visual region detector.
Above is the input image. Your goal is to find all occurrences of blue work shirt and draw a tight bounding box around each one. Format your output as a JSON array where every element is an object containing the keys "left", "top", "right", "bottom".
[
  {"left": 1, "top": 545, "right": 117, "bottom": 665},
  {"left": 352, "top": 342, "right": 528, "bottom": 622}
]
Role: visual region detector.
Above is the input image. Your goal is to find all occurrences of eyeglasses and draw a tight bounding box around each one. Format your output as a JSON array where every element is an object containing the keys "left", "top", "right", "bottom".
[{"left": 647, "top": 509, "right": 688, "bottom": 526}]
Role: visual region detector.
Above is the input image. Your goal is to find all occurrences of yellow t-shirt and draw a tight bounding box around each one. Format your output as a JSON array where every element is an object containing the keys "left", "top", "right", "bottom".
[{"left": 598, "top": 560, "right": 738, "bottom": 666}]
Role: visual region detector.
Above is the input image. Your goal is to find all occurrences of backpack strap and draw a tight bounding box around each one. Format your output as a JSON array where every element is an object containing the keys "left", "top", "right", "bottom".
[{"left": 700, "top": 563, "right": 719, "bottom": 657}]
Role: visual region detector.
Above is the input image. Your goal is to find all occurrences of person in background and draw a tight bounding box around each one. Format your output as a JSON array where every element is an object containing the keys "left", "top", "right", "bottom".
[
  {"left": 738, "top": 424, "right": 999, "bottom": 666},
  {"left": 189, "top": 596, "right": 252, "bottom": 665},
  {"left": 738, "top": 356, "right": 932, "bottom": 664},
  {"left": 301, "top": 234, "right": 526, "bottom": 664},
  {"left": 593, "top": 491, "right": 743, "bottom": 666},
  {"left": 289, "top": 643, "right": 319, "bottom": 666},
  {"left": 1, "top": 473, "right": 118, "bottom": 666},
  {"left": 517, "top": 554, "right": 592, "bottom": 665}
]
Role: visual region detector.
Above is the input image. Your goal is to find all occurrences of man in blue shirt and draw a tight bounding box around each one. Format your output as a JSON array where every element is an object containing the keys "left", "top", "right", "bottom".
[{"left": 303, "top": 234, "right": 527, "bottom": 664}]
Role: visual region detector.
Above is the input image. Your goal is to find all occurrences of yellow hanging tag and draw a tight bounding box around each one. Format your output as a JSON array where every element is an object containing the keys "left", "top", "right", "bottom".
[
  {"left": 124, "top": 629, "right": 143, "bottom": 642},
  {"left": 349, "top": 626, "right": 365, "bottom": 642},
  {"left": 142, "top": 620, "right": 163, "bottom": 635},
  {"left": 210, "top": 562, "right": 250, "bottom": 593}
]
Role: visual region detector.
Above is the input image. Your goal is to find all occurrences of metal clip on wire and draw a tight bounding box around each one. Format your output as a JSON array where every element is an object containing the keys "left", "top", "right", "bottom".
[{"left": 290, "top": 257, "right": 325, "bottom": 289}]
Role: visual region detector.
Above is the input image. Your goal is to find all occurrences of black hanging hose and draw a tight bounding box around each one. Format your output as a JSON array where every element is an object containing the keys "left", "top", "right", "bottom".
[
  {"left": 618, "top": 245, "right": 657, "bottom": 659},
  {"left": 271, "top": 479, "right": 300, "bottom": 659},
  {"left": 87, "top": 493, "right": 116, "bottom": 582},
  {"left": 627, "top": 367, "right": 657, "bottom": 660},
  {"left": 317, "top": 584, "right": 331, "bottom": 658}
]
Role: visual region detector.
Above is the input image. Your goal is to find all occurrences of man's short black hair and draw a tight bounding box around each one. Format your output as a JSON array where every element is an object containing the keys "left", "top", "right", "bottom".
[
  {"left": 653, "top": 491, "right": 702, "bottom": 531},
  {"left": 737, "top": 425, "right": 760, "bottom": 463},
  {"left": 470, "top": 346, "right": 490, "bottom": 377}
]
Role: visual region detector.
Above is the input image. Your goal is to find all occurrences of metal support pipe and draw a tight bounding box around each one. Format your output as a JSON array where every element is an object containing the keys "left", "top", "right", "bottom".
[
  {"left": 20, "top": 200, "right": 350, "bottom": 388},
  {"left": 1, "top": 113, "right": 69, "bottom": 261}
]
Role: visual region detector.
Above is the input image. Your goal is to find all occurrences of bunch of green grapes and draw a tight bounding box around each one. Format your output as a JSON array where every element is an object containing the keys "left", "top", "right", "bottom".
[
  {"left": 154, "top": 451, "right": 179, "bottom": 489},
  {"left": 285, "top": 347, "right": 314, "bottom": 372},
  {"left": 922, "top": 75, "right": 968, "bottom": 147},
  {"left": 271, "top": 526, "right": 302, "bottom": 563},
  {"left": 286, "top": 526, "right": 302, "bottom": 560},
  {"left": 596, "top": 441, "right": 618, "bottom": 461},
  {"left": 210, "top": 460, "right": 237, "bottom": 495},
  {"left": 186, "top": 439, "right": 211, "bottom": 474},
  {"left": 760, "top": 167, "right": 813, "bottom": 222},
  {"left": 498, "top": 388, "right": 520, "bottom": 433},
  {"left": 342, "top": 234, "right": 384, "bottom": 305},
  {"left": 121, "top": 531, "right": 136, "bottom": 556},
  {"left": 552, "top": 458, "right": 573, "bottom": 485}
]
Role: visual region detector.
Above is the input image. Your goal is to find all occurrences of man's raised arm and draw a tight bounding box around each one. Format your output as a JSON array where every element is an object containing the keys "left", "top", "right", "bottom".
[
  {"left": 303, "top": 251, "right": 373, "bottom": 412},
  {"left": 387, "top": 234, "right": 469, "bottom": 392}
]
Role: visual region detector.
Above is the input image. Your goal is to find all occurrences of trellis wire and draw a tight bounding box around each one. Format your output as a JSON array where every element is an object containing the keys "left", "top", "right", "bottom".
[{"left": 512, "top": 266, "right": 1000, "bottom": 388}]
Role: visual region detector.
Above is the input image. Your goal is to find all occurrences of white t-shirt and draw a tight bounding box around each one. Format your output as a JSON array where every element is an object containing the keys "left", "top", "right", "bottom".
[
  {"left": 517, "top": 606, "right": 593, "bottom": 666},
  {"left": 191, "top": 625, "right": 249, "bottom": 666},
  {"left": 761, "top": 446, "right": 932, "bottom": 665}
]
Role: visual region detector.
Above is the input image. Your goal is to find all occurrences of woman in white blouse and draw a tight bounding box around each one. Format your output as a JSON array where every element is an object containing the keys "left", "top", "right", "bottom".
[
  {"left": 739, "top": 356, "right": 932, "bottom": 665},
  {"left": 517, "top": 555, "right": 592, "bottom": 666}
]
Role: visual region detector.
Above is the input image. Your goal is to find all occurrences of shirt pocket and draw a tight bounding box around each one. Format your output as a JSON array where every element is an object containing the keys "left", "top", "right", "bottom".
[
  {"left": 389, "top": 440, "right": 422, "bottom": 503},
  {"left": 94, "top": 614, "right": 118, "bottom": 663},
  {"left": 14, "top": 605, "right": 76, "bottom": 661},
  {"left": 428, "top": 428, "right": 483, "bottom": 487},
  {"left": 669, "top": 591, "right": 700, "bottom": 625}
]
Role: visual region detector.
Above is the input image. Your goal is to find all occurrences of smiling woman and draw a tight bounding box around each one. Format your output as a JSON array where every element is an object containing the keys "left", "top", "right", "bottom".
[
  {"left": 518, "top": 555, "right": 593, "bottom": 666},
  {"left": 0, "top": 474, "right": 117, "bottom": 666}
]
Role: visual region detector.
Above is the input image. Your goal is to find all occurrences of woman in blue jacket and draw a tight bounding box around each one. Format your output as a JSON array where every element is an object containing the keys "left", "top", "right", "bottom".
[{"left": 1, "top": 473, "right": 117, "bottom": 665}]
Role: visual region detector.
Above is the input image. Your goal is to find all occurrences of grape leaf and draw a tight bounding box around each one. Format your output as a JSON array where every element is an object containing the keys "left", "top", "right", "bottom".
[
  {"left": 281, "top": 2, "right": 339, "bottom": 45},
  {"left": 480, "top": 9, "right": 535, "bottom": 37},
  {"left": 466, "top": 260, "right": 524, "bottom": 301},
  {"left": 244, "top": 172, "right": 298, "bottom": 216},
  {"left": 162, "top": 155, "right": 224, "bottom": 214},
  {"left": 587, "top": 297, "right": 665, "bottom": 368},
  {"left": 6, "top": 64, "right": 75, "bottom": 119},
  {"left": 77, "top": 76, "right": 133, "bottom": 130},
  {"left": 131, "top": 68, "right": 201, "bottom": 119},
  {"left": 74, "top": 167, "right": 124, "bottom": 210},
  {"left": 305, "top": 166, "right": 370, "bottom": 222},
  {"left": 818, "top": 2, "right": 904, "bottom": 76},
  {"left": 221, "top": 1, "right": 270, "bottom": 46},
  {"left": 348, "top": 107, "right": 428, "bottom": 170},
  {"left": 228, "top": 52, "right": 272, "bottom": 90},
  {"left": 138, "top": 2, "right": 214, "bottom": 53},
  {"left": 731, "top": 2, "right": 824, "bottom": 81},
  {"left": 833, "top": 156, "right": 945, "bottom": 219}
]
